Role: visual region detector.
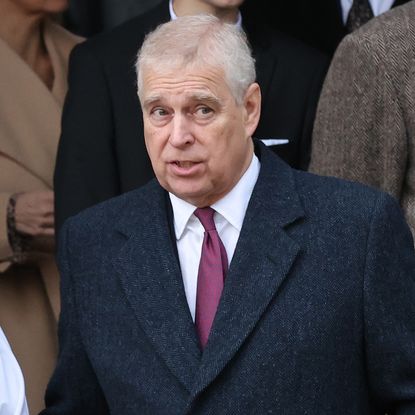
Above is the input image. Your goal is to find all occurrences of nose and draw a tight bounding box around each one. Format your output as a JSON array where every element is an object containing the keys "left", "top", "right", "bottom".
[{"left": 168, "top": 114, "right": 195, "bottom": 148}]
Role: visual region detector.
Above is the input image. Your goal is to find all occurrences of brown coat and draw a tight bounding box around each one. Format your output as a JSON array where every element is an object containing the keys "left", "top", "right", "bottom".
[
  {"left": 310, "top": 2, "right": 415, "bottom": 238},
  {"left": 0, "top": 21, "right": 82, "bottom": 414}
]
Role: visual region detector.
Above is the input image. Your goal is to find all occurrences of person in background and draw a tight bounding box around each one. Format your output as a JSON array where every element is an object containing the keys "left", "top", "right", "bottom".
[
  {"left": 0, "top": 0, "right": 82, "bottom": 412},
  {"left": 0, "top": 326, "right": 29, "bottom": 415},
  {"left": 53, "top": 0, "right": 329, "bottom": 233},
  {"left": 241, "top": 0, "right": 409, "bottom": 56},
  {"left": 61, "top": 0, "right": 103, "bottom": 37},
  {"left": 62, "top": 0, "right": 160, "bottom": 37},
  {"left": 310, "top": 1, "right": 415, "bottom": 239},
  {"left": 42, "top": 15, "right": 415, "bottom": 414}
]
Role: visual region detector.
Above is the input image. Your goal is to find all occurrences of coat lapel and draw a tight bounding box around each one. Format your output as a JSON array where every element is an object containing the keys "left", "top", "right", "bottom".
[
  {"left": 45, "top": 21, "right": 83, "bottom": 106},
  {"left": 113, "top": 184, "right": 201, "bottom": 393},
  {"left": 112, "top": 144, "right": 305, "bottom": 397},
  {"left": 0, "top": 20, "right": 80, "bottom": 187},
  {"left": 191, "top": 143, "right": 304, "bottom": 397}
]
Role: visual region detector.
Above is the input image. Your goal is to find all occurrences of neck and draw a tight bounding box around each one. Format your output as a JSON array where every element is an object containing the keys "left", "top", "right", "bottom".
[
  {"left": 0, "top": 2, "right": 45, "bottom": 64},
  {"left": 172, "top": 0, "right": 240, "bottom": 24},
  {"left": 0, "top": 1, "right": 54, "bottom": 89}
]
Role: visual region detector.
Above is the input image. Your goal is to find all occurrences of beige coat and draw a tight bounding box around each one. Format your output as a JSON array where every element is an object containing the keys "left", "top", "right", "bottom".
[
  {"left": 0, "top": 21, "right": 82, "bottom": 414},
  {"left": 310, "top": 2, "right": 415, "bottom": 238}
]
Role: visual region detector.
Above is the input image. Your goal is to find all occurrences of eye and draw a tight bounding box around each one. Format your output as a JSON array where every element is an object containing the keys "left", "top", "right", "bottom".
[
  {"left": 147, "top": 106, "right": 172, "bottom": 126},
  {"left": 194, "top": 106, "right": 214, "bottom": 119},
  {"left": 151, "top": 107, "right": 169, "bottom": 118}
]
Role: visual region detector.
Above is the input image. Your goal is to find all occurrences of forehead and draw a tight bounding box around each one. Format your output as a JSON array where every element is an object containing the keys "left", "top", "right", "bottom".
[{"left": 141, "top": 65, "right": 232, "bottom": 103}]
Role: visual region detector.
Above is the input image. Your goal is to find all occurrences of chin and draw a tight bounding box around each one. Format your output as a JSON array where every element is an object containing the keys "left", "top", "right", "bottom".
[{"left": 171, "top": 187, "right": 208, "bottom": 206}]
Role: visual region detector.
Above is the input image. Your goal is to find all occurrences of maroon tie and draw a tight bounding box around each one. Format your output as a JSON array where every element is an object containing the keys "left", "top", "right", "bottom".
[{"left": 194, "top": 207, "right": 228, "bottom": 349}]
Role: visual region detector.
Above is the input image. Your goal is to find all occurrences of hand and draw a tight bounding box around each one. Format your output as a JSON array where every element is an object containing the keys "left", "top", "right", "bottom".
[{"left": 14, "top": 190, "right": 55, "bottom": 237}]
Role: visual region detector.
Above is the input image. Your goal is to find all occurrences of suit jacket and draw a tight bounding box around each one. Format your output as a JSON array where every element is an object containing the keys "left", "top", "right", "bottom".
[
  {"left": 0, "top": 21, "right": 81, "bottom": 414},
  {"left": 53, "top": 0, "right": 329, "bottom": 232},
  {"left": 310, "top": 2, "right": 415, "bottom": 239},
  {"left": 43, "top": 142, "right": 415, "bottom": 414},
  {"left": 241, "top": 0, "right": 409, "bottom": 56}
]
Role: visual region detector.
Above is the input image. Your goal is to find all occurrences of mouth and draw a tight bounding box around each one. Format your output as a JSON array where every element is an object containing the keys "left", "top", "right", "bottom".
[
  {"left": 172, "top": 161, "right": 199, "bottom": 168},
  {"left": 168, "top": 160, "right": 203, "bottom": 176}
]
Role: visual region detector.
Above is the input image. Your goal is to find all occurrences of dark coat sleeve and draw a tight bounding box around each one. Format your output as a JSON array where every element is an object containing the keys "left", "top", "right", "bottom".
[
  {"left": 364, "top": 193, "right": 415, "bottom": 412},
  {"left": 54, "top": 42, "right": 121, "bottom": 233},
  {"left": 40, "top": 219, "right": 110, "bottom": 414}
]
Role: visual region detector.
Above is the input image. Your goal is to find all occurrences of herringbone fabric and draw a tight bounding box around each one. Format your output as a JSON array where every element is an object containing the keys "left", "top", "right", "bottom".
[
  {"left": 310, "top": 1, "right": 415, "bottom": 240},
  {"left": 346, "top": 0, "right": 374, "bottom": 32},
  {"left": 194, "top": 207, "right": 228, "bottom": 349}
]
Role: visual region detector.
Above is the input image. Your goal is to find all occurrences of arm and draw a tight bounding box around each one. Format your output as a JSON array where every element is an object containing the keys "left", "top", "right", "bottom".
[
  {"left": 41, "top": 219, "right": 109, "bottom": 414},
  {"left": 364, "top": 193, "right": 415, "bottom": 413},
  {"left": 310, "top": 31, "right": 407, "bottom": 200},
  {"left": 54, "top": 42, "right": 120, "bottom": 234},
  {"left": 0, "top": 190, "right": 55, "bottom": 272}
]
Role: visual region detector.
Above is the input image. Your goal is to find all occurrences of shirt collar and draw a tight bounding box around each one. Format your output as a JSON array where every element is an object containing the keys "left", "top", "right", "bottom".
[
  {"left": 169, "top": 0, "right": 242, "bottom": 28},
  {"left": 169, "top": 153, "right": 260, "bottom": 239}
]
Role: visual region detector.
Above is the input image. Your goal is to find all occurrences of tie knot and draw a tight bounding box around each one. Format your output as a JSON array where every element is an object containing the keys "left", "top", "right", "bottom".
[{"left": 194, "top": 207, "right": 216, "bottom": 231}]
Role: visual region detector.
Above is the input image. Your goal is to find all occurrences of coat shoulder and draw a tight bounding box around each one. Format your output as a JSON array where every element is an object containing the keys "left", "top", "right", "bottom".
[
  {"left": 72, "top": 2, "right": 168, "bottom": 60},
  {"left": 60, "top": 179, "right": 160, "bottom": 247},
  {"left": 337, "top": 2, "right": 415, "bottom": 59},
  {"left": 293, "top": 169, "right": 400, "bottom": 223},
  {"left": 245, "top": 19, "right": 329, "bottom": 68}
]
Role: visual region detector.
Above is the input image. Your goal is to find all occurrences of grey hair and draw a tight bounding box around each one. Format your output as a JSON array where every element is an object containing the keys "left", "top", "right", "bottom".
[{"left": 135, "top": 14, "right": 256, "bottom": 105}]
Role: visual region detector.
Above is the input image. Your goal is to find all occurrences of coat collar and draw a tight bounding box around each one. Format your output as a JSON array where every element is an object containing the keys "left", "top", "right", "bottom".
[
  {"left": 191, "top": 141, "right": 304, "bottom": 397},
  {"left": 113, "top": 141, "right": 305, "bottom": 396},
  {"left": 0, "top": 20, "right": 81, "bottom": 187},
  {"left": 113, "top": 183, "right": 201, "bottom": 393}
]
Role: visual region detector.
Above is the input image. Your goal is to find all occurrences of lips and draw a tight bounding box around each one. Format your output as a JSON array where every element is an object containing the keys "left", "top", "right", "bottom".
[
  {"left": 174, "top": 161, "right": 197, "bottom": 168},
  {"left": 168, "top": 160, "right": 203, "bottom": 176}
]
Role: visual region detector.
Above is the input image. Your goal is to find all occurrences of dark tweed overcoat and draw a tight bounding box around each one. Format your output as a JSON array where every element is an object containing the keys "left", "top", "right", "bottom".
[{"left": 42, "top": 143, "right": 415, "bottom": 414}]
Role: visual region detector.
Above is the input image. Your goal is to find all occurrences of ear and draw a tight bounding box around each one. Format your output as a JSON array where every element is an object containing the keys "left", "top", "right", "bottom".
[{"left": 243, "top": 82, "right": 261, "bottom": 138}]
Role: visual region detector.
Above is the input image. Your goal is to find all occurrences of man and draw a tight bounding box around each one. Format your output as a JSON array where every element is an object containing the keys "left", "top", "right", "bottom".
[
  {"left": 53, "top": 0, "right": 328, "bottom": 232},
  {"left": 242, "top": 0, "right": 410, "bottom": 56},
  {"left": 42, "top": 15, "right": 415, "bottom": 414},
  {"left": 310, "top": 1, "right": 415, "bottom": 238}
]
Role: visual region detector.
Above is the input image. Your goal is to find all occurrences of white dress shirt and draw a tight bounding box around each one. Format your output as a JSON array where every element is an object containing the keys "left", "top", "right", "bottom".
[
  {"left": 340, "top": 0, "right": 395, "bottom": 24},
  {"left": 0, "top": 327, "right": 29, "bottom": 415},
  {"left": 169, "top": 154, "right": 260, "bottom": 321}
]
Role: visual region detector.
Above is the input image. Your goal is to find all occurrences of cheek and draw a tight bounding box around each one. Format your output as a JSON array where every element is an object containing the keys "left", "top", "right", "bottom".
[{"left": 144, "top": 128, "right": 168, "bottom": 165}]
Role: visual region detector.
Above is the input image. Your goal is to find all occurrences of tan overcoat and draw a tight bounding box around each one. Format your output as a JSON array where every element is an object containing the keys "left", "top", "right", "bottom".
[
  {"left": 310, "top": 2, "right": 415, "bottom": 238},
  {"left": 0, "top": 20, "right": 82, "bottom": 414}
]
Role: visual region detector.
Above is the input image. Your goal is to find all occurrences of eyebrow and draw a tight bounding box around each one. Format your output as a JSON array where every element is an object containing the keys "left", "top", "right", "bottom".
[
  {"left": 142, "top": 95, "right": 163, "bottom": 109},
  {"left": 188, "top": 93, "right": 222, "bottom": 108},
  {"left": 143, "top": 92, "right": 222, "bottom": 110}
]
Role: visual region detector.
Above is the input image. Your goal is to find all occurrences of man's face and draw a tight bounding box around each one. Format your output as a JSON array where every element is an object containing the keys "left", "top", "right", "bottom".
[{"left": 141, "top": 65, "right": 260, "bottom": 207}]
